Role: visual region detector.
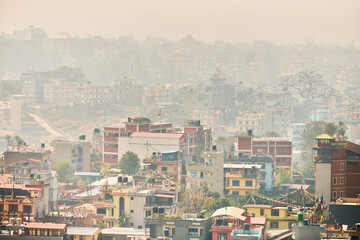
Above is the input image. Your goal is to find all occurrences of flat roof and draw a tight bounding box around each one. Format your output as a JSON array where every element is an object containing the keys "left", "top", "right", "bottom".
[
  {"left": 131, "top": 132, "right": 184, "bottom": 139},
  {"left": 24, "top": 223, "right": 66, "bottom": 230},
  {"left": 67, "top": 227, "right": 100, "bottom": 236},
  {"left": 242, "top": 204, "right": 272, "bottom": 209},
  {"left": 102, "top": 227, "right": 148, "bottom": 236},
  {"left": 74, "top": 172, "right": 101, "bottom": 176},
  {"left": 224, "top": 164, "right": 262, "bottom": 169}
]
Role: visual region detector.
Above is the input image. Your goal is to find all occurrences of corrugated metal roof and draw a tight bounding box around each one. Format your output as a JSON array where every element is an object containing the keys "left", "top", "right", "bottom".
[{"left": 211, "top": 207, "right": 246, "bottom": 220}]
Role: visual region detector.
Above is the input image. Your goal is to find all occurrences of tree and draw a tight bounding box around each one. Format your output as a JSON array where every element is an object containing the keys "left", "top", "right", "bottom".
[
  {"left": 179, "top": 184, "right": 208, "bottom": 213},
  {"left": 115, "top": 214, "right": 131, "bottom": 227},
  {"left": 53, "top": 161, "right": 73, "bottom": 182},
  {"left": 118, "top": 151, "right": 140, "bottom": 175},
  {"left": 281, "top": 70, "right": 339, "bottom": 100},
  {"left": 275, "top": 168, "right": 292, "bottom": 186},
  {"left": 5, "top": 135, "right": 12, "bottom": 150},
  {"left": 49, "top": 66, "right": 86, "bottom": 83},
  {"left": 300, "top": 121, "right": 346, "bottom": 177},
  {"left": 216, "top": 136, "right": 234, "bottom": 156}
]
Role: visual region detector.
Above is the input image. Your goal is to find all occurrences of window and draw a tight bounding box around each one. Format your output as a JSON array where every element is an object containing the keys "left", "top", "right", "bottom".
[
  {"left": 130, "top": 210, "right": 134, "bottom": 213},
  {"left": 340, "top": 177, "right": 344, "bottom": 184},
  {"left": 113, "top": 133, "right": 119, "bottom": 137},
  {"left": 105, "top": 143, "right": 111, "bottom": 147},
  {"left": 162, "top": 167, "right": 168, "bottom": 172},
  {"left": 270, "top": 221, "right": 279, "bottom": 228},
  {"left": 232, "top": 180, "right": 240, "bottom": 186},
  {"left": 113, "top": 144, "right": 118, "bottom": 148},
  {"left": 333, "top": 177, "right": 337, "bottom": 185},
  {"left": 280, "top": 148, "right": 288, "bottom": 153},
  {"left": 189, "top": 228, "right": 198, "bottom": 236},
  {"left": 97, "top": 208, "right": 106, "bottom": 215},
  {"left": 232, "top": 191, "right": 239, "bottom": 196},
  {"left": 105, "top": 154, "right": 110, "bottom": 158},
  {"left": 282, "top": 158, "right": 286, "bottom": 162},
  {"left": 105, "top": 132, "right": 110, "bottom": 137},
  {"left": 0, "top": 204, "right": 3, "bottom": 212},
  {"left": 190, "top": 148, "right": 193, "bottom": 153},
  {"left": 23, "top": 205, "right": 32, "bottom": 213},
  {"left": 77, "top": 158, "right": 82, "bottom": 163},
  {"left": 340, "top": 163, "right": 344, "bottom": 170},
  {"left": 245, "top": 180, "right": 253, "bottom": 187},
  {"left": 112, "top": 154, "right": 118, "bottom": 159},
  {"left": 130, "top": 223, "right": 134, "bottom": 227},
  {"left": 269, "top": 147, "right": 274, "bottom": 153},
  {"left": 271, "top": 209, "right": 279, "bottom": 216},
  {"left": 260, "top": 209, "right": 264, "bottom": 216},
  {"left": 276, "top": 158, "right": 281, "bottom": 162},
  {"left": 9, "top": 205, "right": 18, "bottom": 212},
  {"left": 190, "top": 172, "right": 197, "bottom": 177},
  {"left": 218, "top": 233, "right": 227, "bottom": 240},
  {"left": 146, "top": 210, "right": 151, "bottom": 217},
  {"left": 131, "top": 197, "right": 134, "bottom": 200},
  {"left": 340, "top": 191, "right": 343, "bottom": 198},
  {"left": 333, "top": 191, "right": 337, "bottom": 199}
]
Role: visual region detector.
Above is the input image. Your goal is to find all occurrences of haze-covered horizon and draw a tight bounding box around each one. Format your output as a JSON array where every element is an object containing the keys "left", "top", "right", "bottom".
[{"left": 1, "top": 0, "right": 360, "bottom": 46}]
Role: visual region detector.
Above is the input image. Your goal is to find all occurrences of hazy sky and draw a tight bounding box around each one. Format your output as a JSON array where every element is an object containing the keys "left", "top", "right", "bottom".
[{"left": 1, "top": 0, "right": 359, "bottom": 45}]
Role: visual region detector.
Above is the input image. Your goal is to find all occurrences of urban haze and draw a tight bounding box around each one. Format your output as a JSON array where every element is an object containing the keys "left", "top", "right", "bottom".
[{"left": 0, "top": 1, "right": 359, "bottom": 240}]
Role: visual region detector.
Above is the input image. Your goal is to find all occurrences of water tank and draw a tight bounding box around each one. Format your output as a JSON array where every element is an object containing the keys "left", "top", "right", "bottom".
[
  {"left": 41, "top": 143, "right": 45, "bottom": 148},
  {"left": 118, "top": 177, "right": 123, "bottom": 183},
  {"left": 247, "top": 129, "right": 253, "bottom": 136},
  {"left": 123, "top": 177, "right": 128, "bottom": 183},
  {"left": 244, "top": 223, "right": 250, "bottom": 231},
  {"left": 212, "top": 145, "right": 217, "bottom": 151}
]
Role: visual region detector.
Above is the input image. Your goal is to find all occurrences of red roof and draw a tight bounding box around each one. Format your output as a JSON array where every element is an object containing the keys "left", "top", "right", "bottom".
[
  {"left": 24, "top": 223, "right": 66, "bottom": 230},
  {"left": 0, "top": 184, "right": 42, "bottom": 191},
  {"left": 346, "top": 142, "right": 360, "bottom": 155},
  {"left": 131, "top": 132, "right": 184, "bottom": 139}
]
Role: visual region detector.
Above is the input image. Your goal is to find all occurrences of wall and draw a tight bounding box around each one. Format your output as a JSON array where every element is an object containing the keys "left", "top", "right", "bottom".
[{"left": 315, "top": 162, "right": 331, "bottom": 204}]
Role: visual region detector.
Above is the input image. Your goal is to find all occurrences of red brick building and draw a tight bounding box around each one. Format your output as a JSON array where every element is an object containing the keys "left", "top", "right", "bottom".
[
  {"left": 103, "top": 117, "right": 173, "bottom": 165},
  {"left": 314, "top": 134, "right": 360, "bottom": 203},
  {"left": 234, "top": 136, "right": 292, "bottom": 169}
]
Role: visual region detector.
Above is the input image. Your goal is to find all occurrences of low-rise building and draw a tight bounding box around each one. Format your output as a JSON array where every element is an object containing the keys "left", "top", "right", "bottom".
[
  {"left": 186, "top": 150, "right": 224, "bottom": 195},
  {"left": 67, "top": 227, "right": 102, "bottom": 240},
  {"left": 226, "top": 153, "right": 275, "bottom": 191},
  {"left": 224, "top": 164, "right": 261, "bottom": 197},
  {"left": 145, "top": 213, "right": 212, "bottom": 240},
  {"left": 210, "top": 206, "right": 267, "bottom": 240},
  {"left": 242, "top": 204, "right": 298, "bottom": 229},
  {"left": 50, "top": 139, "right": 91, "bottom": 172}
]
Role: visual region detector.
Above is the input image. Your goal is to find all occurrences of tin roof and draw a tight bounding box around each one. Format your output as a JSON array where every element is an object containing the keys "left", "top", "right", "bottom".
[{"left": 211, "top": 206, "right": 246, "bottom": 220}]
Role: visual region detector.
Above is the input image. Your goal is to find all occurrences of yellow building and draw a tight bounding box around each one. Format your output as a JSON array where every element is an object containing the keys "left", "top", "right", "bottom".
[
  {"left": 92, "top": 188, "right": 131, "bottom": 228},
  {"left": 242, "top": 204, "right": 298, "bottom": 229},
  {"left": 224, "top": 164, "right": 261, "bottom": 196},
  {"left": 67, "top": 227, "right": 101, "bottom": 240}
]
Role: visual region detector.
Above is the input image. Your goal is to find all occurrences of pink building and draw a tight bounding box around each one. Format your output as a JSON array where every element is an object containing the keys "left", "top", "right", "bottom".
[{"left": 234, "top": 136, "right": 292, "bottom": 169}]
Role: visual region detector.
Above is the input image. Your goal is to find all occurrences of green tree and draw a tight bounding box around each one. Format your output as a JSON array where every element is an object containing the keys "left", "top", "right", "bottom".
[
  {"left": 118, "top": 151, "right": 140, "bottom": 175},
  {"left": 265, "top": 131, "right": 280, "bottom": 137},
  {"left": 179, "top": 184, "right": 207, "bottom": 213},
  {"left": 300, "top": 121, "right": 346, "bottom": 177},
  {"left": 53, "top": 161, "right": 73, "bottom": 182},
  {"left": 275, "top": 168, "right": 292, "bottom": 186}
]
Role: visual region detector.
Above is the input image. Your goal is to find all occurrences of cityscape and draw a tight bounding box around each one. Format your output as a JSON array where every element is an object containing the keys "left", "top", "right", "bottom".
[{"left": 0, "top": 1, "right": 360, "bottom": 239}]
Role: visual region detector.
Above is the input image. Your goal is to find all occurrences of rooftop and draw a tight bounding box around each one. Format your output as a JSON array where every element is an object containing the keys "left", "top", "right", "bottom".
[
  {"left": 67, "top": 227, "right": 100, "bottom": 236},
  {"left": 131, "top": 132, "right": 184, "bottom": 139},
  {"left": 211, "top": 207, "right": 246, "bottom": 221},
  {"left": 24, "top": 223, "right": 66, "bottom": 230}
]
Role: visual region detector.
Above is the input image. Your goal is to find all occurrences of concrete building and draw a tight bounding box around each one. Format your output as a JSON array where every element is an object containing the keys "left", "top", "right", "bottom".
[
  {"left": 114, "top": 78, "right": 144, "bottom": 106},
  {"left": 50, "top": 139, "right": 91, "bottom": 172},
  {"left": 67, "top": 227, "right": 102, "bottom": 240},
  {"left": 224, "top": 164, "right": 261, "bottom": 197},
  {"left": 43, "top": 79, "right": 79, "bottom": 106},
  {"left": 242, "top": 205, "right": 299, "bottom": 229},
  {"left": 226, "top": 154, "right": 275, "bottom": 191},
  {"left": 0, "top": 99, "right": 22, "bottom": 131},
  {"left": 21, "top": 71, "right": 48, "bottom": 104},
  {"left": 236, "top": 112, "right": 265, "bottom": 137},
  {"left": 234, "top": 136, "right": 292, "bottom": 170},
  {"left": 145, "top": 213, "right": 212, "bottom": 240},
  {"left": 1, "top": 222, "right": 67, "bottom": 239},
  {"left": 78, "top": 85, "right": 114, "bottom": 106},
  {"left": 292, "top": 223, "right": 325, "bottom": 240},
  {"left": 210, "top": 206, "right": 267, "bottom": 240},
  {"left": 186, "top": 150, "right": 224, "bottom": 195},
  {"left": 143, "top": 84, "right": 172, "bottom": 105},
  {"left": 118, "top": 132, "right": 185, "bottom": 162},
  {"left": 314, "top": 134, "right": 360, "bottom": 203}
]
